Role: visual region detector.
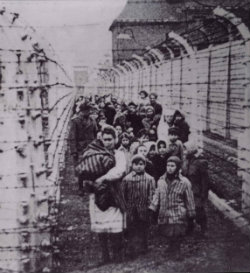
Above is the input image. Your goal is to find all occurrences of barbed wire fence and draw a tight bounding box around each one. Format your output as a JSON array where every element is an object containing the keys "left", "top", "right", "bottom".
[
  {"left": 1, "top": 3, "right": 250, "bottom": 273},
  {"left": 98, "top": 7, "right": 250, "bottom": 220}
]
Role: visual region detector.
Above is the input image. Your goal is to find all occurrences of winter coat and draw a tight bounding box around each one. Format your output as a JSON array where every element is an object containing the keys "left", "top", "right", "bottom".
[
  {"left": 151, "top": 154, "right": 168, "bottom": 182},
  {"left": 182, "top": 155, "right": 209, "bottom": 207},
  {"left": 126, "top": 113, "right": 144, "bottom": 136},
  {"left": 151, "top": 102, "right": 163, "bottom": 126},
  {"left": 173, "top": 110, "right": 190, "bottom": 143},
  {"left": 69, "top": 112, "right": 98, "bottom": 161},
  {"left": 104, "top": 103, "right": 116, "bottom": 125}
]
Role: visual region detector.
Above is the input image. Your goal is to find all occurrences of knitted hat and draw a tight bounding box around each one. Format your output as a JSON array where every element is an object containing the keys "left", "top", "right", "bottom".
[
  {"left": 167, "top": 156, "right": 182, "bottom": 170},
  {"left": 131, "top": 154, "right": 146, "bottom": 165}
]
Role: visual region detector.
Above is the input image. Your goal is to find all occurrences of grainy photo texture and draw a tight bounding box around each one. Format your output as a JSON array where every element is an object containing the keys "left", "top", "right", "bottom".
[{"left": 0, "top": 0, "right": 250, "bottom": 272}]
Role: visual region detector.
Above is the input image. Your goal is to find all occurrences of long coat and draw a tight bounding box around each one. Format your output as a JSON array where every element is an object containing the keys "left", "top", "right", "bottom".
[
  {"left": 69, "top": 112, "right": 98, "bottom": 161},
  {"left": 182, "top": 156, "right": 209, "bottom": 207}
]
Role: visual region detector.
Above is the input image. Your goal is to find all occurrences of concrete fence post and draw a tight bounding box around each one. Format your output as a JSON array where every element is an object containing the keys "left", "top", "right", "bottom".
[
  {"left": 214, "top": 7, "right": 250, "bottom": 219},
  {"left": 168, "top": 31, "right": 203, "bottom": 150}
]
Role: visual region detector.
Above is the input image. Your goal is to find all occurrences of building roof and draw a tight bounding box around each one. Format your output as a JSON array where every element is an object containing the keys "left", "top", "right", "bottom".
[
  {"left": 110, "top": 0, "right": 250, "bottom": 30},
  {"left": 110, "top": 0, "right": 187, "bottom": 30}
]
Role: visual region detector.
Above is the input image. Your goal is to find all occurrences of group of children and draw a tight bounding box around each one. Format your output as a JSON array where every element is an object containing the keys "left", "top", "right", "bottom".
[{"left": 73, "top": 92, "right": 210, "bottom": 262}]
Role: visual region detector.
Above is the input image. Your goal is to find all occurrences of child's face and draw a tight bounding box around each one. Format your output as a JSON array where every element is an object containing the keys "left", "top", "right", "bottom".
[
  {"left": 175, "top": 115, "right": 182, "bottom": 122},
  {"left": 167, "top": 162, "right": 177, "bottom": 174},
  {"left": 98, "top": 118, "right": 106, "bottom": 126},
  {"left": 169, "top": 134, "right": 178, "bottom": 142},
  {"left": 148, "top": 148, "right": 156, "bottom": 157},
  {"left": 158, "top": 144, "right": 167, "bottom": 155},
  {"left": 121, "top": 138, "right": 130, "bottom": 147},
  {"left": 132, "top": 161, "right": 145, "bottom": 174},
  {"left": 98, "top": 102, "right": 105, "bottom": 109},
  {"left": 127, "top": 128, "right": 134, "bottom": 138},
  {"left": 138, "top": 146, "right": 147, "bottom": 157},
  {"left": 115, "top": 126, "right": 123, "bottom": 136},
  {"left": 116, "top": 104, "right": 122, "bottom": 112},
  {"left": 164, "top": 115, "right": 173, "bottom": 123}
]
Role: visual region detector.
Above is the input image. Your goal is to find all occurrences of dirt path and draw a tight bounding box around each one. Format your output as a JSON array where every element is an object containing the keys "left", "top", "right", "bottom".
[{"left": 56, "top": 147, "right": 250, "bottom": 273}]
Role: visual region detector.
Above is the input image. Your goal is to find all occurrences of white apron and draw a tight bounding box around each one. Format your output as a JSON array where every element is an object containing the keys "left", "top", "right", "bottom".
[{"left": 89, "top": 194, "right": 126, "bottom": 233}]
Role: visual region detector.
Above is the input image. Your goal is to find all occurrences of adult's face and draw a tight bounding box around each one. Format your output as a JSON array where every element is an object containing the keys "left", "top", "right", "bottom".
[
  {"left": 129, "top": 105, "right": 136, "bottom": 113},
  {"left": 140, "top": 93, "right": 146, "bottom": 99},
  {"left": 102, "top": 133, "right": 116, "bottom": 150},
  {"left": 149, "top": 95, "right": 156, "bottom": 105},
  {"left": 115, "top": 126, "right": 123, "bottom": 136}
]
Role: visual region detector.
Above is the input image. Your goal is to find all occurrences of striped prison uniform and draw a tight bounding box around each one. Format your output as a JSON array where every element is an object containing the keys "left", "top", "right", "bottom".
[
  {"left": 149, "top": 174, "right": 195, "bottom": 225},
  {"left": 122, "top": 171, "right": 155, "bottom": 225}
]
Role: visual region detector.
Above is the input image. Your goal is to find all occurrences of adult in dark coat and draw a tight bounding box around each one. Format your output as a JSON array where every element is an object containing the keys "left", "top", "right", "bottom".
[
  {"left": 172, "top": 110, "right": 190, "bottom": 143},
  {"left": 149, "top": 93, "right": 162, "bottom": 127},
  {"left": 104, "top": 102, "right": 116, "bottom": 125},
  {"left": 69, "top": 101, "right": 98, "bottom": 193},
  {"left": 126, "top": 102, "right": 144, "bottom": 137},
  {"left": 182, "top": 142, "right": 209, "bottom": 235},
  {"left": 151, "top": 140, "right": 169, "bottom": 182}
]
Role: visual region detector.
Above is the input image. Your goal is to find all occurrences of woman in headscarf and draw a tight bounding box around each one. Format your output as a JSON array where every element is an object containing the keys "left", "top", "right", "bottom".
[{"left": 157, "top": 109, "right": 175, "bottom": 142}]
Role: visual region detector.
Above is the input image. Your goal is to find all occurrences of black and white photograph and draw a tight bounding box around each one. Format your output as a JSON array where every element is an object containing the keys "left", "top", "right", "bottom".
[{"left": 0, "top": 0, "right": 250, "bottom": 272}]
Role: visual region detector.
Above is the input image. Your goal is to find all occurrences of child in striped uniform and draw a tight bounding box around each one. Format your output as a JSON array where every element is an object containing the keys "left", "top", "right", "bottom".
[
  {"left": 122, "top": 154, "right": 155, "bottom": 258},
  {"left": 149, "top": 156, "right": 195, "bottom": 260}
]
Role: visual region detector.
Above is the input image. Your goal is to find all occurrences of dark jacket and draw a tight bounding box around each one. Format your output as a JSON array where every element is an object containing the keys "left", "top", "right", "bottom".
[
  {"left": 151, "top": 154, "right": 168, "bottom": 182},
  {"left": 151, "top": 102, "right": 163, "bottom": 116},
  {"left": 173, "top": 110, "right": 190, "bottom": 143},
  {"left": 182, "top": 155, "right": 209, "bottom": 207},
  {"left": 151, "top": 102, "right": 162, "bottom": 126},
  {"left": 126, "top": 113, "right": 144, "bottom": 136},
  {"left": 69, "top": 112, "right": 98, "bottom": 161},
  {"left": 104, "top": 103, "right": 116, "bottom": 125}
]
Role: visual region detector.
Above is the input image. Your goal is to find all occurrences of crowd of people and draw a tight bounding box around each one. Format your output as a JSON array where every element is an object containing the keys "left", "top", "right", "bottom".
[{"left": 69, "top": 90, "right": 210, "bottom": 265}]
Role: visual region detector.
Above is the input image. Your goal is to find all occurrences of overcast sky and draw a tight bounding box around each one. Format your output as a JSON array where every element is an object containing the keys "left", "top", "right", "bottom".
[{"left": 0, "top": 0, "right": 126, "bottom": 69}]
